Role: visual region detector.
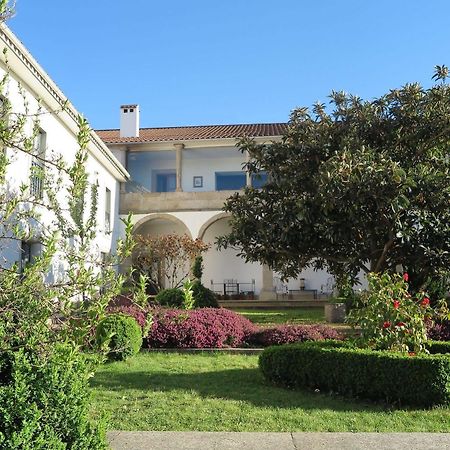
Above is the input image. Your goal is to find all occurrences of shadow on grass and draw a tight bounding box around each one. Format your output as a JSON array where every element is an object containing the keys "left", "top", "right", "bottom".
[{"left": 90, "top": 367, "right": 385, "bottom": 413}]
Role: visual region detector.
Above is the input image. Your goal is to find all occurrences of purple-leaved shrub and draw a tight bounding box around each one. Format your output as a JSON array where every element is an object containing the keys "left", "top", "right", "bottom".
[
  {"left": 249, "top": 324, "right": 342, "bottom": 346},
  {"left": 147, "top": 307, "right": 257, "bottom": 348}
]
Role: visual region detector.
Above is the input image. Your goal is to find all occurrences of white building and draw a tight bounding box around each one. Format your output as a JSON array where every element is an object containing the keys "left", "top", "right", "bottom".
[
  {"left": 0, "top": 25, "right": 128, "bottom": 278},
  {"left": 96, "top": 109, "right": 337, "bottom": 299},
  {"left": 0, "top": 23, "right": 349, "bottom": 299}
]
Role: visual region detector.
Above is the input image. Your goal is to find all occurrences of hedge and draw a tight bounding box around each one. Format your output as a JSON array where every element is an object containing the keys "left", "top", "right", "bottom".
[
  {"left": 147, "top": 308, "right": 257, "bottom": 348},
  {"left": 259, "top": 341, "right": 450, "bottom": 407},
  {"left": 96, "top": 314, "right": 143, "bottom": 360},
  {"left": 249, "top": 324, "right": 342, "bottom": 346}
]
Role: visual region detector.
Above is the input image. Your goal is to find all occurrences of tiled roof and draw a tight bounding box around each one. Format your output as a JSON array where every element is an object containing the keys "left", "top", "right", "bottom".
[{"left": 95, "top": 123, "right": 287, "bottom": 144}]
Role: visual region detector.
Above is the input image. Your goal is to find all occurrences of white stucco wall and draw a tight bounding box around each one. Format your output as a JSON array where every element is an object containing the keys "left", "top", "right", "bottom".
[{"left": 0, "top": 28, "right": 126, "bottom": 279}]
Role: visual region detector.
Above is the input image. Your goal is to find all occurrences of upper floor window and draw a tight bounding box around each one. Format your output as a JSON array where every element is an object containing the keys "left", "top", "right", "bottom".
[
  {"left": 155, "top": 172, "right": 176, "bottom": 192},
  {"left": 30, "top": 130, "right": 46, "bottom": 199},
  {"left": 215, "top": 171, "right": 246, "bottom": 191},
  {"left": 105, "top": 187, "right": 111, "bottom": 233},
  {"left": 251, "top": 172, "right": 268, "bottom": 189}
]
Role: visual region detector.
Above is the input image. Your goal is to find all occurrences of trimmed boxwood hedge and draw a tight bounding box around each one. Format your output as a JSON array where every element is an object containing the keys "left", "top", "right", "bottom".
[
  {"left": 96, "top": 314, "right": 142, "bottom": 361},
  {"left": 259, "top": 340, "right": 450, "bottom": 407}
]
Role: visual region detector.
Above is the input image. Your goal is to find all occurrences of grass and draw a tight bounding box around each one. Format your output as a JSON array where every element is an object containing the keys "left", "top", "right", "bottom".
[
  {"left": 237, "top": 307, "right": 325, "bottom": 325},
  {"left": 90, "top": 352, "right": 450, "bottom": 432}
]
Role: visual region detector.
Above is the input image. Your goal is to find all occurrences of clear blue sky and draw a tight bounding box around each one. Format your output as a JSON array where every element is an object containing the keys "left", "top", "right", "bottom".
[{"left": 8, "top": 0, "right": 450, "bottom": 130}]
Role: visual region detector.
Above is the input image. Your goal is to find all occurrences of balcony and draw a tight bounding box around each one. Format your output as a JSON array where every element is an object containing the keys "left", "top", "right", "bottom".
[{"left": 119, "top": 190, "right": 238, "bottom": 214}]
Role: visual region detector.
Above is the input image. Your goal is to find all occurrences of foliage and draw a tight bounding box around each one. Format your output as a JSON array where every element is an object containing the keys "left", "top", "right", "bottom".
[
  {"left": 192, "top": 280, "right": 219, "bottom": 308},
  {"left": 133, "top": 233, "right": 209, "bottom": 290},
  {"left": 132, "top": 272, "right": 150, "bottom": 308},
  {"left": 219, "top": 68, "right": 450, "bottom": 294},
  {"left": 182, "top": 278, "right": 195, "bottom": 310},
  {"left": 107, "top": 304, "right": 149, "bottom": 330},
  {"left": 192, "top": 255, "right": 203, "bottom": 280},
  {"left": 0, "top": 344, "right": 106, "bottom": 449},
  {"left": 155, "top": 288, "right": 185, "bottom": 308},
  {"left": 96, "top": 314, "right": 142, "bottom": 361},
  {"left": 249, "top": 324, "right": 342, "bottom": 346},
  {"left": 427, "top": 319, "right": 450, "bottom": 341},
  {"left": 346, "top": 272, "right": 434, "bottom": 352},
  {"left": 0, "top": 20, "right": 134, "bottom": 446},
  {"left": 259, "top": 341, "right": 450, "bottom": 407},
  {"left": 147, "top": 307, "right": 257, "bottom": 348}
]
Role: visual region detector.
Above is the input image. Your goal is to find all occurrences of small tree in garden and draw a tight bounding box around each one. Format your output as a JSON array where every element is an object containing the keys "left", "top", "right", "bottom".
[
  {"left": 133, "top": 233, "right": 209, "bottom": 291},
  {"left": 347, "top": 272, "right": 436, "bottom": 353},
  {"left": 0, "top": 4, "right": 134, "bottom": 444},
  {"left": 219, "top": 67, "right": 450, "bottom": 297}
]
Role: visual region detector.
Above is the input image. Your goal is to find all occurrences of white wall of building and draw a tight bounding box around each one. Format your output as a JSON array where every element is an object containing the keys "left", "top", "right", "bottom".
[{"left": 0, "top": 26, "right": 127, "bottom": 279}]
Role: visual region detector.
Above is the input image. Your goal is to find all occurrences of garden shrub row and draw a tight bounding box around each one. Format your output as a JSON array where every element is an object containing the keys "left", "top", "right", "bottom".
[
  {"left": 427, "top": 319, "right": 450, "bottom": 341},
  {"left": 103, "top": 305, "right": 343, "bottom": 349},
  {"left": 147, "top": 308, "right": 257, "bottom": 348},
  {"left": 259, "top": 341, "right": 450, "bottom": 407},
  {"left": 249, "top": 324, "right": 342, "bottom": 346}
]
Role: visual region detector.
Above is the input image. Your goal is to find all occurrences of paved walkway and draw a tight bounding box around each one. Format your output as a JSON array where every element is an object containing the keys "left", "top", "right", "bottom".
[{"left": 108, "top": 431, "right": 450, "bottom": 449}]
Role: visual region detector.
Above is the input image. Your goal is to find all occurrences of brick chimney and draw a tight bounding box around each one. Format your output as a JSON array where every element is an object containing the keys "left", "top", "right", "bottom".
[{"left": 120, "top": 104, "right": 140, "bottom": 138}]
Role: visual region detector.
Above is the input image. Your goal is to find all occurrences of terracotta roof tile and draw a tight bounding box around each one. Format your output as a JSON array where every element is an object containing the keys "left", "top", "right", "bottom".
[{"left": 95, "top": 123, "right": 287, "bottom": 144}]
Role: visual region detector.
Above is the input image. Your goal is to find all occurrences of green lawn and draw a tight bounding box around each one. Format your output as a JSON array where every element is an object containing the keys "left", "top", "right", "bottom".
[
  {"left": 237, "top": 307, "right": 325, "bottom": 325},
  {"left": 90, "top": 352, "right": 450, "bottom": 432}
]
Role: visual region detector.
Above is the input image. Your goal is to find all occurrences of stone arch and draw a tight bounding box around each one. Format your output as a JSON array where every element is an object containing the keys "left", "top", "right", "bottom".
[
  {"left": 133, "top": 213, "right": 192, "bottom": 238},
  {"left": 197, "top": 212, "right": 231, "bottom": 240}
]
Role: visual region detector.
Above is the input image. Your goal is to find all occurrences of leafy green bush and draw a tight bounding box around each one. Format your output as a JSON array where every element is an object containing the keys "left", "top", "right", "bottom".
[
  {"left": 96, "top": 314, "right": 142, "bottom": 361},
  {"left": 427, "top": 340, "right": 450, "bottom": 354},
  {"left": 0, "top": 345, "right": 106, "bottom": 449},
  {"left": 347, "top": 272, "right": 432, "bottom": 352},
  {"left": 259, "top": 341, "right": 450, "bottom": 407},
  {"left": 155, "top": 288, "right": 185, "bottom": 308},
  {"left": 192, "top": 280, "right": 219, "bottom": 308}
]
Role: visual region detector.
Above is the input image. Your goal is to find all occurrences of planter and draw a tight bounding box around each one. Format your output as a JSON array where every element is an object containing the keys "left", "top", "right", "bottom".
[{"left": 325, "top": 302, "right": 346, "bottom": 323}]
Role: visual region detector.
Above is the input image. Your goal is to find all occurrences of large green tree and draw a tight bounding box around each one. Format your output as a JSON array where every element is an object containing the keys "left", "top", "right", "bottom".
[{"left": 219, "top": 67, "right": 450, "bottom": 293}]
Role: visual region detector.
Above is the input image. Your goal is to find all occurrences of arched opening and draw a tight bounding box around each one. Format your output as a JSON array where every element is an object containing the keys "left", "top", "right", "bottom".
[
  {"left": 200, "top": 215, "right": 262, "bottom": 298},
  {"left": 132, "top": 214, "right": 192, "bottom": 293}
]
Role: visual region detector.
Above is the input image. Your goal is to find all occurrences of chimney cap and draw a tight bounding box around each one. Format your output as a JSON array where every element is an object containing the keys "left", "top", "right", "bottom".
[{"left": 121, "top": 104, "right": 138, "bottom": 109}]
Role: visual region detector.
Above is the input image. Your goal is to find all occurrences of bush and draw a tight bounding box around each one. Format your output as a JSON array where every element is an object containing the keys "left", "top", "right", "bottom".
[
  {"left": 147, "top": 308, "right": 257, "bottom": 348},
  {"left": 96, "top": 314, "right": 142, "bottom": 360},
  {"left": 347, "top": 272, "right": 432, "bottom": 352},
  {"left": 259, "top": 341, "right": 450, "bottom": 407},
  {"left": 0, "top": 345, "right": 106, "bottom": 449},
  {"left": 249, "top": 324, "right": 342, "bottom": 346},
  {"left": 155, "top": 288, "right": 184, "bottom": 308},
  {"left": 427, "top": 340, "right": 450, "bottom": 354},
  {"left": 107, "top": 305, "right": 148, "bottom": 330},
  {"left": 427, "top": 319, "right": 450, "bottom": 341},
  {"left": 192, "top": 280, "right": 219, "bottom": 308}
]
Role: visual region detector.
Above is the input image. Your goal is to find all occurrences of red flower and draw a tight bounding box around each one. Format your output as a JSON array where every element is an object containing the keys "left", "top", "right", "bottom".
[
  {"left": 396, "top": 322, "right": 406, "bottom": 328},
  {"left": 403, "top": 273, "right": 409, "bottom": 282},
  {"left": 408, "top": 352, "right": 416, "bottom": 357},
  {"left": 421, "top": 297, "right": 430, "bottom": 307},
  {"left": 383, "top": 321, "right": 391, "bottom": 329},
  {"left": 393, "top": 300, "right": 400, "bottom": 309}
]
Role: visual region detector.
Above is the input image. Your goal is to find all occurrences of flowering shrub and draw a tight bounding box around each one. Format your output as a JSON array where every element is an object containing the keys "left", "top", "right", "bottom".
[
  {"left": 427, "top": 320, "right": 450, "bottom": 341},
  {"left": 249, "top": 324, "right": 342, "bottom": 346},
  {"left": 147, "top": 308, "right": 257, "bottom": 348},
  {"left": 347, "top": 272, "right": 433, "bottom": 352}
]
